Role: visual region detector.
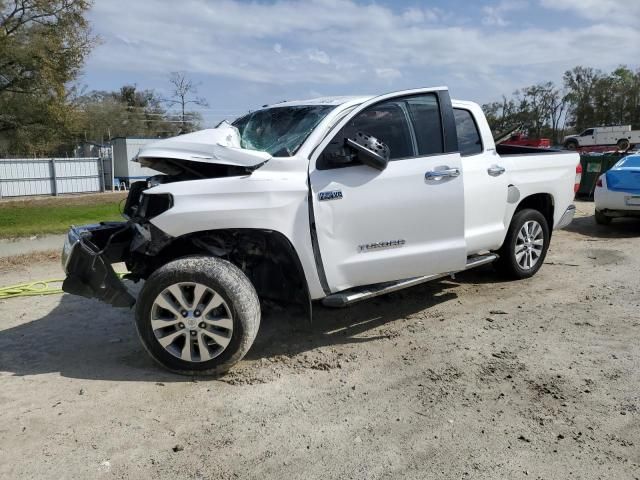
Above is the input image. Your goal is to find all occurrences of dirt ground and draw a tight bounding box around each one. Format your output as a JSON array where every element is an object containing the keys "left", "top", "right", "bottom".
[{"left": 0, "top": 200, "right": 638, "bottom": 480}]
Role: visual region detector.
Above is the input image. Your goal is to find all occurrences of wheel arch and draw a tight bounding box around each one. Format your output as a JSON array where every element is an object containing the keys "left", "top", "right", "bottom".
[
  {"left": 513, "top": 193, "right": 555, "bottom": 232},
  {"left": 130, "top": 228, "right": 312, "bottom": 319},
  {"left": 564, "top": 138, "right": 579, "bottom": 149}
]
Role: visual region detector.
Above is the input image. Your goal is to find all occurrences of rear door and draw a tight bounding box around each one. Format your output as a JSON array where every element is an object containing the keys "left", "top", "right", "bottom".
[
  {"left": 455, "top": 107, "right": 510, "bottom": 253},
  {"left": 309, "top": 89, "right": 466, "bottom": 293}
]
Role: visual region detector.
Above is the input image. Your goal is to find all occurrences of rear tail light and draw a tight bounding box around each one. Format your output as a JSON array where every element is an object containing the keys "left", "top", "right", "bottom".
[
  {"left": 596, "top": 176, "right": 603, "bottom": 188},
  {"left": 574, "top": 163, "right": 582, "bottom": 194}
]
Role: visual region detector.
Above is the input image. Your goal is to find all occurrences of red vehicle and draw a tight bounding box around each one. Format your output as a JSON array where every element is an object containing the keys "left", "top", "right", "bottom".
[{"left": 501, "top": 132, "right": 551, "bottom": 148}]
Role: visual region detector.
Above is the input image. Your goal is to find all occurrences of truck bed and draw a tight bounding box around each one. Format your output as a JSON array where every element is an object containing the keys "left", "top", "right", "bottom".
[{"left": 496, "top": 144, "right": 561, "bottom": 156}]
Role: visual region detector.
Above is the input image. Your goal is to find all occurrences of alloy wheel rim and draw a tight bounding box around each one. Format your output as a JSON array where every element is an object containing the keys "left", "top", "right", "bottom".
[
  {"left": 150, "top": 282, "right": 233, "bottom": 362},
  {"left": 515, "top": 220, "right": 544, "bottom": 270}
]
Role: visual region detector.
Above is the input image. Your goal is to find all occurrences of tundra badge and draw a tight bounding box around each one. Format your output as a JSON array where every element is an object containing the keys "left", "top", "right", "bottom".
[
  {"left": 318, "top": 190, "right": 343, "bottom": 201},
  {"left": 359, "top": 239, "right": 406, "bottom": 252}
]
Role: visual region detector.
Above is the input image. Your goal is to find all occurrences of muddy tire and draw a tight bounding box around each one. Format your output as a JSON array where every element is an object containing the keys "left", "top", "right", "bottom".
[
  {"left": 594, "top": 209, "right": 612, "bottom": 225},
  {"left": 135, "top": 256, "right": 260, "bottom": 376},
  {"left": 494, "top": 209, "right": 550, "bottom": 280}
]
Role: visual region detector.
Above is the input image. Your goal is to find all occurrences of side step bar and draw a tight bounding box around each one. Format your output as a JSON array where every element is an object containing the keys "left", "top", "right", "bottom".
[
  {"left": 321, "top": 253, "right": 498, "bottom": 308},
  {"left": 464, "top": 253, "right": 499, "bottom": 270}
]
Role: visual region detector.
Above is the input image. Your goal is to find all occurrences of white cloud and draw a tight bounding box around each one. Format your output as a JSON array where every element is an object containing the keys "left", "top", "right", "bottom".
[
  {"left": 482, "top": 0, "right": 526, "bottom": 27},
  {"left": 401, "top": 7, "right": 440, "bottom": 24},
  {"left": 307, "top": 49, "right": 330, "bottom": 64},
  {"left": 539, "top": 0, "right": 640, "bottom": 24},
  {"left": 375, "top": 68, "right": 402, "bottom": 81},
  {"left": 85, "top": 0, "right": 640, "bottom": 106}
]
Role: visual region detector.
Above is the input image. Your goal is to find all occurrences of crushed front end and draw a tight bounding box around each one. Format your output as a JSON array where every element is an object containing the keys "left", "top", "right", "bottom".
[
  {"left": 61, "top": 181, "right": 175, "bottom": 308},
  {"left": 60, "top": 121, "right": 272, "bottom": 309},
  {"left": 62, "top": 222, "right": 136, "bottom": 307}
]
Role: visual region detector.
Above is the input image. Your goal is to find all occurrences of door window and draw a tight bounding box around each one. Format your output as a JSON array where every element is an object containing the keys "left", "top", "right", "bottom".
[
  {"left": 581, "top": 129, "right": 594, "bottom": 136},
  {"left": 341, "top": 101, "right": 414, "bottom": 160},
  {"left": 319, "top": 93, "right": 444, "bottom": 169},
  {"left": 405, "top": 95, "right": 443, "bottom": 155},
  {"left": 453, "top": 109, "right": 483, "bottom": 156}
]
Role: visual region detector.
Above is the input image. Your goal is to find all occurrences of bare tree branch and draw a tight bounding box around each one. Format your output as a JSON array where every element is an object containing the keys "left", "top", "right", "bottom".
[{"left": 165, "top": 72, "right": 208, "bottom": 133}]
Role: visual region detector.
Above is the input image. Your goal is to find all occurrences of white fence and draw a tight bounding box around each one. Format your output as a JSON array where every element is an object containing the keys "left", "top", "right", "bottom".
[{"left": 0, "top": 157, "right": 113, "bottom": 198}]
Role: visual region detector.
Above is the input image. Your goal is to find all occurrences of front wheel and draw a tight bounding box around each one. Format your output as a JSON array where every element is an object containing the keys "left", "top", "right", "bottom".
[
  {"left": 135, "top": 256, "right": 260, "bottom": 375},
  {"left": 495, "top": 209, "right": 550, "bottom": 279}
]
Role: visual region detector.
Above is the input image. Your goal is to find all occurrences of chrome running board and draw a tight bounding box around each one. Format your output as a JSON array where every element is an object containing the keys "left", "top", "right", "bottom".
[
  {"left": 464, "top": 253, "right": 499, "bottom": 270},
  {"left": 321, "top": 253, "right": 498, "bottom": 308}
]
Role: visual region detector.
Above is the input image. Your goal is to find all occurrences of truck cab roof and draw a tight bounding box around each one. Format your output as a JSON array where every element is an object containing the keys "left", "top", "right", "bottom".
[
  {"left": 266, "top": 96, "right": 372, "bottom": 108},
  {"left": 268, "top": 95, "right": 478, "bottom": 110}
]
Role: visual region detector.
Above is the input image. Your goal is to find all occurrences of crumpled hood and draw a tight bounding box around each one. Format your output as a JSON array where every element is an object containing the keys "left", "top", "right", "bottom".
[{"left": 136, "top": 122, "right": 271, "bottom": 168}]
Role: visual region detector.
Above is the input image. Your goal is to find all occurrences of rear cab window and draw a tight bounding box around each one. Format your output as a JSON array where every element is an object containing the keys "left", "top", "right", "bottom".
[{"left": 453, "top": 109, "right": 483, "bottom": 156}]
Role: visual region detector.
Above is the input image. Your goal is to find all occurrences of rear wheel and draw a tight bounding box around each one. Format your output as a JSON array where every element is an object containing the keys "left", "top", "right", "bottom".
[
  {"left": 617, "top": 138, "right": 630, "bottom": 151},
  {"left": 135, "top": 256, "right": 260, "bottom": 375},
  {"left": 594, "top": 209, "right": 612, "bottom": 225},
  {"left": 564, "top": 139, "right": 579, "bottom": 150},
  {"left": 495, "top": 209, "right": 550, "bottom": 279}
]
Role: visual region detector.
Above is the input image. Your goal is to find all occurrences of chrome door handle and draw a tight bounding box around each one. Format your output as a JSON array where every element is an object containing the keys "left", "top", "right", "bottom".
[
  {"left": 487, "top": 165, "right": 506, "bottom": 176},
  {"left": 425, "top": 168, "right": 460, "bottom": 181}
]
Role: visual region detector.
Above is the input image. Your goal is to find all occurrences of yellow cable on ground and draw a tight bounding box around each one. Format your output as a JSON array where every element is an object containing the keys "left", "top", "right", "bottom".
[
  {"left": 0, "top": 279, "right": 64, "bottom": 299},
  {"left": 0, "top": 273, "right": 127, "bottom": 299}
]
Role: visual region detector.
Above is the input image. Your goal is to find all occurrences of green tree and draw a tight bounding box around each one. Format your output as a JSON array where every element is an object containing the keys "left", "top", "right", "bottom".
[
  {"left": 482, "top": 95, "right": 518, "bottom": 135},
  {"left": 482, "top": 83, "right": 567, "bottom": 143},
  {"left": 0, "top": 0, "right": 94, "bottom": 154},
  {"left": 562, "top": 66, "right": 601, "bottom": 132},
  {"left": 563, "top": 65, "right": 640, "bottom": 132},
  {"left": 484, "top": 65, "right": 640, "bottom": 145},
  {"left": 73, "top": 85, "right": 183, "bottom": 143}
]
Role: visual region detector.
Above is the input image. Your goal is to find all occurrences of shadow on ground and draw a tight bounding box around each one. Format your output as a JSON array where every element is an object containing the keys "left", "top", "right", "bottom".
[
  {"left": 0, "top": 278, "right": 458, "bottom": 382},
  {"left": 4, "top": 209, "right": 633, "bottom": 382},
  {"left": 566, "top": 214, "right": 640, "bottom": 239}
]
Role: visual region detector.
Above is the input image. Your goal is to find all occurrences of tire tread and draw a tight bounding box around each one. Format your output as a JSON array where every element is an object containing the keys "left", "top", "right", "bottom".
[
  {"left": 135, "top": 256, "right": 260, "bottom": 376},
  {"left": 494, "top": 208, "right": 550, "bottom": 280}
]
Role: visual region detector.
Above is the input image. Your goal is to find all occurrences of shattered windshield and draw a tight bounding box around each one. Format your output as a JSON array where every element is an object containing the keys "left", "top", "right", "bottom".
[{"left": 232, "top": 105, "right": 335, "bottom": 157}]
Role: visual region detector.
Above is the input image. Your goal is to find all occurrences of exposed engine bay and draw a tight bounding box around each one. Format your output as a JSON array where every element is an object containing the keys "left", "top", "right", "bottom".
[
  {"left": 61, "top": 111, "right": 331, "bottom": 316},
  {"left": 63, "top": 174, "right": 309, "bottom": 313}
]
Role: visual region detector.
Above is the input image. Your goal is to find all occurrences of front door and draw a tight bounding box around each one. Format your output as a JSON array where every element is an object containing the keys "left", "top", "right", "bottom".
[
  {"left": 580, "top": 128, "right": 596, "bottom": 146},
  {"left": 309, "top": 89, "right": 466, "bottom": 293}
]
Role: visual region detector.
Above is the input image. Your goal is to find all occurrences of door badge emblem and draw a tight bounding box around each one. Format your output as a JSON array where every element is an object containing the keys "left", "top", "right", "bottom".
[{"left": 318, "top": 190, "right": 343, "bottom": 201}]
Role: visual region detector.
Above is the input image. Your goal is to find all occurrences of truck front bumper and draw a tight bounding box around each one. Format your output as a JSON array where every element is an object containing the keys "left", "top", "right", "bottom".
[{"left": 62, "top": 223, "right": 136, "bottom": 308}]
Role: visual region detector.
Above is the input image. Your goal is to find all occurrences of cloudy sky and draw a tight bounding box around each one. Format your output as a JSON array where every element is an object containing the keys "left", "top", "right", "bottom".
[{"left": 84, "top": 0, "right": 640, "bottom": 126}]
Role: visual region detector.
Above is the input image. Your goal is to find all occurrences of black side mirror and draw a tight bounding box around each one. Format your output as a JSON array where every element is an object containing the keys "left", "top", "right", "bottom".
[{"left": 345, "top": 132, "right": 390, "bottom": 170}]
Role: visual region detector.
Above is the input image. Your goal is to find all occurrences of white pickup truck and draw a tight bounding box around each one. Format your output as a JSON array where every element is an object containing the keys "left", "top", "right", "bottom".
[
  {"left": 62, "top": 87, "right": 580, "bottom": 375},
  {"left": 563, "top": 125, "right": 640, "bottom": 150}
]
